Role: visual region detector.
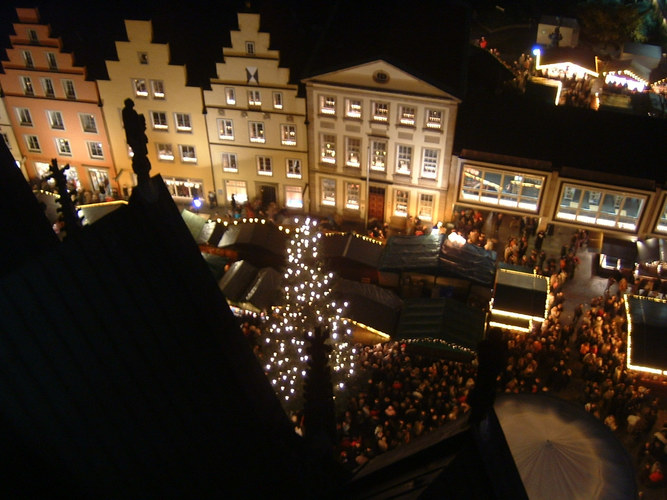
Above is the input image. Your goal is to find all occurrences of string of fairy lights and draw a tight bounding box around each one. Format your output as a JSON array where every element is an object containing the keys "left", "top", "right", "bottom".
[{"left": 259, "top": 217, "right": 356, "bottom": 407}]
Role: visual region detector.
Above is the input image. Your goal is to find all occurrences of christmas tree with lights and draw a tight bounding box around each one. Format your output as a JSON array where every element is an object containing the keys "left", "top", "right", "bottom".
[{"left": 263, "top": 218, "right": 355, "bottom": 412}]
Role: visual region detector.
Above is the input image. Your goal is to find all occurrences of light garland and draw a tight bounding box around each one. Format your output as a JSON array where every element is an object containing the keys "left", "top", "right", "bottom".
[
  {"left": 400, "top": 337, "right": 477, "bottom": 356},
  {"left": 259, "top": 217, "right": 356, "bottom": 408}
]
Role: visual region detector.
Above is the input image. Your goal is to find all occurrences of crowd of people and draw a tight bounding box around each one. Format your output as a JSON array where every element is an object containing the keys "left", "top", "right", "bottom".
[{"left": 231, "top": 214, "right": 665, "bottom": 490}]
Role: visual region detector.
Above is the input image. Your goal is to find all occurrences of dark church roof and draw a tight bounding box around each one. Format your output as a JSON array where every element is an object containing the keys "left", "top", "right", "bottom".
[{"left": 0, "top": 141, "right": 331, "bottom": 496}]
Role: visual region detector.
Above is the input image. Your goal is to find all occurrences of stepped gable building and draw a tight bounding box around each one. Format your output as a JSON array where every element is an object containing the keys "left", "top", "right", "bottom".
[
  {"left": 300, "top": 0, "right": 470, "bottom": 230},
  {"left": 453, "top": 93, "right": 667, "bottom": 243},
  {"left": 0, "top": 91, "right": 24, "bottom": 177},
  {"left": 97, "top": 19, "right": 214, "bottom": 204},
  {"left": 203, "top": 12, "right": 308, "bottom": 211},
  {"left": 0, "top": 7, "right": 118, "bottom": 197},
  {"left": 0, "top": 137, "right": 335, "bottom": 496}
]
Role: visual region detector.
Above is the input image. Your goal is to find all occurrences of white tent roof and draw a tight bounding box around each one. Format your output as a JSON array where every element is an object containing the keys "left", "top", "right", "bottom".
[{"left": 494, "top": 393, "right": 636, "bottom": 500}]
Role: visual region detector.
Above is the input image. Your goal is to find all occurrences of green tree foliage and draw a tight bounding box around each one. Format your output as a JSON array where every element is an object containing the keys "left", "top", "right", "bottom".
[{"left": 576, "top": 0, "right": 642, "bottom": 50}]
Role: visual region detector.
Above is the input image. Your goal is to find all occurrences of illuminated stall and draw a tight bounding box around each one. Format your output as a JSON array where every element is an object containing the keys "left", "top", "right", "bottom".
[
  {"left": 489, "top": 265, "right": 549, "bottom": 332},
  {"left": 625, "top": 295, "right": 667, "bottom": 376}
]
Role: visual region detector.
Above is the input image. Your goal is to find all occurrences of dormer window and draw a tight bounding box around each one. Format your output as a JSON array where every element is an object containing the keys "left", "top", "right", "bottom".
[
  {"left": 245, "top": 41, "right": 255, "bottom": 55},
  {"left": 27, "top": 29, "right": 38, "bottom": 43}
]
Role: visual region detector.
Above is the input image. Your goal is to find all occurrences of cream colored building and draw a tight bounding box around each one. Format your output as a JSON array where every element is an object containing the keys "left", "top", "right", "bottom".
[
  {"left": 302, "top": 61, "right": 460, "bottom": 230},
  {"left": 203, "top": 13, "right": 308, "bottom": 212},
  {"left": 0, "top": 8, "right": 117, "bottom": 196},
  {"left": 98, "top": 20, "right": 213, "bottom": 204}
]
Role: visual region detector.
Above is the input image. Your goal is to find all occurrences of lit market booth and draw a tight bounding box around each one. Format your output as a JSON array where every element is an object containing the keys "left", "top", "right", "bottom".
[
  {"left": 625, "top": 295, "right": 667, "bottom": 376},
  {"left": 489, "top": 265, "right": 550, "bottom": 332}
]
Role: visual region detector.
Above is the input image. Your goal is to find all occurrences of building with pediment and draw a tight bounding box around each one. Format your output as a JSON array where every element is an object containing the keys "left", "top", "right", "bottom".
[
  {"left": 203, "top": 12, "right": 308, "bottom": 212},
  {"left": 303, "top": 61, "right": 461, "bottom": 230}
]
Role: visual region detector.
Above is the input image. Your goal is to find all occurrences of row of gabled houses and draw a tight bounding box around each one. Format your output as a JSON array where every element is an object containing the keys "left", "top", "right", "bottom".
[{"left": 1, "top": 6, "right": 667, "bottom": 247}]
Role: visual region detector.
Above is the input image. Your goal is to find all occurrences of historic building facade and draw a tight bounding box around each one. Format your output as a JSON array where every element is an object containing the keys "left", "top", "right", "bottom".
[
  {"left": 0, "top": 8, "right": 117, "bottom": 197},
  {"left": 302, "top": 61, "right": 460, "bottom": 230},
  {"left": 203, "top": 13, "right": 308, "bottom": 211},
  {"left": 97, "top": 20, "right": 213, "bottom": 204},
  {"left": 0, "top": 94, "right": 24, "bottom": 177}
]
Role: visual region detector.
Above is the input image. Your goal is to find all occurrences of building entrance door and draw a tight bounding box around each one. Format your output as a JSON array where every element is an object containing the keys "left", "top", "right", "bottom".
[
  {"left": 259, "top": 184, "right": 277, "bottom": 208},
  {"left": 368, "top": 186, "right": 385, "bottom": 224}
]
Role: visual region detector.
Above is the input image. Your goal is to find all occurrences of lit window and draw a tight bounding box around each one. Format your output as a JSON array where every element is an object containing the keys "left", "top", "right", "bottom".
[
  {"left": 257, "top": 156, "right": 272, "bottom": 176},
  {"left": 151, "top": 111, "right": 168, "bottom": 130},
  {"left": 398, "top": 105, "right": 415, "bottom": 126},
  {"left": 248, "top": 90, "right": 261, "bottom": 106},
  {"left": 21, "top": 76, "right": 34, "bottom": 96},
  {"left": 320, "top": 134, "right": 336, "bottom": 164},
  {"left": 394, "top": 190, "right": 409, "bottom": 216},
  {"left": 320, "top": 95, "right": 336, "bottom": 115},
  {"left": 370, "top": 139, "right": 387, "bottom": 171},
  {"left": 56, "top": 138, "right": 72, "bottom": 156},
  {"left": 42, "top": 78, "right": 55, "bottom": 98},
  {"left": 151, "top": 80, "right": 165, "bottom": 99},
  {"left": 345, "top": 182, "right": 360, "bottom": 210},
  {"left": 133, "top": 79, "right": 148, "bottom": 98},
  {"left": 62, "top": 80, "right": 76, "bottom": 99},
  {"left": 17, "top": 108, "right": 33, "bottom": 126},
  {"left": 321, "top": 178, "right": 336, "bottom": 206},
  {"left": 396, "top": 145, "right": 412, "bottom": 174},
  {"left": 418, "top": 193, "right": 434, "bottom": 221},
  {"left": 273, "top": 92, "right": 283, "bottom": 109},
  {"left": 25, "top": 135, "right": 40, "bottom": 152},
  {"left": 80, "top": 113, "right": 98, "bottom": 133},
  {"left": 222, "top": 152, "right": 238, "bottom": 172},
  {"left": 285, "top": 185, "right": 303, "bottom": 209},
  {"left": 226, "top": 179, "right": 248, "bottom": 204},
  {"left": 156, "top": 143, "right": 174, "bottom": 161},
  {"left": 87, "top": 141, "right": 104, "bottom": 159},
  {"left": 421, "top": 148, "right": 439, "bottom": 179},
  {"left": 425, "top": 109, "right": 443, "bottom": 129},
  {"left": 372, "top": 101, "right": 389, "bottom": 122},
  {"left": 286, "top": 158, "right": 302, "bottom": 178},
  {"left": 555, "top": 183, "right": 644, "bottom": 231},
  {"left": 174, "top": 113, "right": 192, "bottom": 132},
  {"left": 281, "top": 124, "right": 296, "bottom": 146},
  {"left": 179, "top": 145, "right": 197, "bottom": 163},
  {"left": 460, "top": 165, "right": 544, "bottom": 213},
  {"left": 656, "top": 198, "right": 667, "bottom": 234},
  {"left": 47, "top": 111, "right": 64, "bottom": 130},
  {"left": 225, "top": 88, "right": 236, "bottom": 105},
  {"left": 218, "top": 119, "right": 234, "bottom": 140},
  {"left": 88, "top": 168, "right": 110, "bottom": 195},
  {"left": 46, "top": 52, "right": 57, "bottom": 70},
  {"left": 246, "top": 41, "right": 255, "bottom": 55},
  {"left": 249, "top": 122, "right": 265, "bottom": 143},
  {"left": 345, "top": 99, "right": 362, "bottom": 119},
  {"left": 22, "top": 51, "right": 34, "bottom": 68},
  {"left": 165, "top": 177, "right": 202, "bottom": 199},
  {"left": 345, "top": 137, "right": 361, "bottom": 167}
]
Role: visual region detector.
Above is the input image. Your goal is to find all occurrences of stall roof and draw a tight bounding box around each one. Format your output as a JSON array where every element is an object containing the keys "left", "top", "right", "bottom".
[
  {"left": 493, "top": 266, "right": 549, "bottom": 318},
  {"left": 218, "top": 221, "right": 288, "bottom": 269},
  {"left": 331, "top": 278, "right": 402, "bottom": 335},
  {"left": 380, "top": 234, "right": 441, "bottom": 272},
  {"left": 320, "top": 233, "right": 385, "bottom": 269},
  {"left": 217, "top": 260, "right": 258, "bottom": 303},
  {"left": 393, "top": 298, "right": 485, "bottom": 358},
  {"left": 626, "top": 296, "right": 667, "bottom": 374}
]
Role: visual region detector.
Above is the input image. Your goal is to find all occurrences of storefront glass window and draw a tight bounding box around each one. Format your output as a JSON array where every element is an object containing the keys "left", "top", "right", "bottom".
[
  {"left": 556, "top": 183, "right": 645, "bottom": 232},
  {"left": 460, "top": 165, "right": 543, "bottom": 212}
]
